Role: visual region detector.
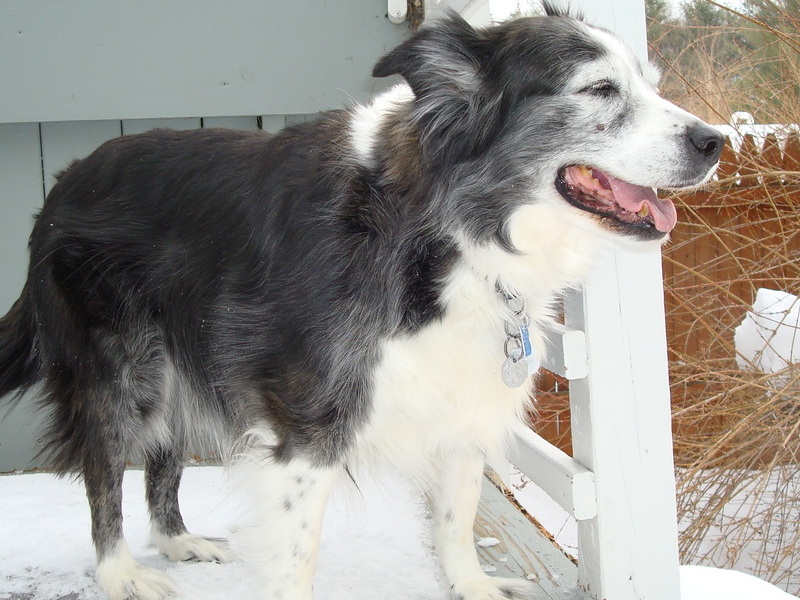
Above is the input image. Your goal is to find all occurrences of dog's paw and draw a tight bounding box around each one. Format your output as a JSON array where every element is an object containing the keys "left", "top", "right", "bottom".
[
  {"left": 97, "top": 553, "right": 177, "bottom": 600},
  {"left": 152, "top": 532, "right": 234, "bottom": 563},
  {"left": 451, "top": 576, "right": 538, "bottom": 600}
]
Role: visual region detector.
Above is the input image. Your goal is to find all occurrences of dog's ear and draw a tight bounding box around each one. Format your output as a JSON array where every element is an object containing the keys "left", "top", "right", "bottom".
[
  {"left": 373, "top": 12, "right": 507, "bottom": 167},
  {"left": 541, "top": 1, "right": 584, "bottom": 20}
]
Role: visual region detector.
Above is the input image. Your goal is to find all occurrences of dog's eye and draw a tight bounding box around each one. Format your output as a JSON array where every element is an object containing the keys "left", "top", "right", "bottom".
[{"left": 581, "top": 80, "right": 619, "bottom": 97}]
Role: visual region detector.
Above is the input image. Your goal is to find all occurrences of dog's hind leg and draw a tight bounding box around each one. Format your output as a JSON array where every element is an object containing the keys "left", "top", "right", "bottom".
[
  {"left": 83, "top": 431, "right": 177, "bottom": 600},
  {"left": 432, "top": 451, "right": 537, "bottom": 600},
  {"left": 145, "top": 444, "right": 233, "bottom": 563}
]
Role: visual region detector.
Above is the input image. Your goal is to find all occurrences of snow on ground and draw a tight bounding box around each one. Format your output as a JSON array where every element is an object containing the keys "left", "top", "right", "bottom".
[
  {"left": 680, "top": 565, "right": 796, "bottom": 600},
  {"left": 0, "top": 466, "right": 795, "bottom": 599},
  {"left": 0, "top": 466, "right": 441, "bottom": 600}
]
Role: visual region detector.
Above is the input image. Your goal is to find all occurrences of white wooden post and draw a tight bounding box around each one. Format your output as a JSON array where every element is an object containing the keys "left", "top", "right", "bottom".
[
  {"left": 563, "top": 2, "right": 681, "bottom": 598},
  {"left": 566, "top": 249, "right": 681, "bottom": 600},
  {"left": 557, "top": 2, "right": 681, "bottom": 598}
]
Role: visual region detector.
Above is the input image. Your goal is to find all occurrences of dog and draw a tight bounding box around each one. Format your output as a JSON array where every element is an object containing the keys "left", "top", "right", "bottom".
[{"left": 0, "top": 4, "right": 723, "bottom": 599}]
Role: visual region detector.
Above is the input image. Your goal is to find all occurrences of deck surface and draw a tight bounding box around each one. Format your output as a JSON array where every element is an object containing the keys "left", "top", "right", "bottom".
[{"left": 476, "top": 473, "right": 585, "bottom": 600}]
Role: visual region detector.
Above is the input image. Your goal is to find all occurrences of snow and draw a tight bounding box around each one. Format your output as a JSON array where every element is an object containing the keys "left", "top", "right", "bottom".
[
  {"left": 680, "top": 565, "right": 795, "bottom": 600},
  {"left": 0, "top": 467, "right": 441, "bottom": 600},
  {"left": 675, "top": 466, "right": 800, "bottom": 594},
  {"left": 734, "top": 288, "right": 800, "bottom": 382},
  {"left": 0, "top": 466, "right": 794, "bottom": 599}
]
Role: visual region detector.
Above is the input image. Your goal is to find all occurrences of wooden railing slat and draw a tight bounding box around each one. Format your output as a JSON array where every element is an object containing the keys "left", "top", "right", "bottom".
[
  {"left": 761, "top": 132, "right": 782, "bottom": 169},
  {"left": 783, "top": 131, "right": 800, "bottom": 176}
]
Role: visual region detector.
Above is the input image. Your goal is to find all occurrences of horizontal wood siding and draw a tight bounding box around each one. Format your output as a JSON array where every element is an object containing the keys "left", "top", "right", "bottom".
[
  {"left": 0, "top": 1, "right": 407, "bottom": 124},
  {"left": 40, "top": 120, "right": 123, "bottom": 192}
]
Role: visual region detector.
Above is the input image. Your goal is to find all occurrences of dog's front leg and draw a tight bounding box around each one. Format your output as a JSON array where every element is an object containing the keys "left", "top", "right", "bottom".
[
  {"left": 432, "top": 452, "right": 536, "bottom": 600},
  {"left": 242, "top": 455, "right": 339, "bottom": 600}
]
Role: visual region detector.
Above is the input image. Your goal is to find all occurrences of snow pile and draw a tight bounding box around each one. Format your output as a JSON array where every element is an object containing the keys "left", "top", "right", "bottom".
[
  {"left": 734, "top": 288, "right": 800, "bottom": 383},
  {"left": 676, "top": 466, "right": 800, "bottom": 595},
  {"left": 681, "top": 565, "right": 795, "bottom": 600}
]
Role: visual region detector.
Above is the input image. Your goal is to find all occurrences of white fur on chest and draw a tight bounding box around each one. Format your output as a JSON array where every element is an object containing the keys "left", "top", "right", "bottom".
[{"left": 358, "top": 267, "right": 534, "bottom": 479}]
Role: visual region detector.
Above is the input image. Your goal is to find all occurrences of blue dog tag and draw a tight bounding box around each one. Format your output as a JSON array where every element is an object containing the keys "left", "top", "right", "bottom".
[
  {"left": 519, "top": 324, "right": 541, "bottom": 375},
  {"left": 519, "top": 324, "right": 532, "bottom": 357}
]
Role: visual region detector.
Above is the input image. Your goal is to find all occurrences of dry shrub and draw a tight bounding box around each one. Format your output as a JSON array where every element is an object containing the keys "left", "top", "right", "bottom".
[{"left": 651, "top": 1, "right": 800, "bottom": 593}]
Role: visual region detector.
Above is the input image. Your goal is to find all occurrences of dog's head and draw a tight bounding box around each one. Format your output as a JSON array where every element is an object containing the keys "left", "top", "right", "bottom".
[{"left": 373, "top": 4, "right": 724, "bottom": 243}]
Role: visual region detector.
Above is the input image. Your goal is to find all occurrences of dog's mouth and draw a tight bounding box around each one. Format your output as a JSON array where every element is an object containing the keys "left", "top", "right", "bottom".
[{"left": 555, "top": 165, "right": 677, "bottom": 237}]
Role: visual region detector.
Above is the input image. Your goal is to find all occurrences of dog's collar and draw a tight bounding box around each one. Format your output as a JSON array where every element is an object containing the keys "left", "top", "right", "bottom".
[{"left": 496, "top": 283, "right": 540, "bottom": 388}]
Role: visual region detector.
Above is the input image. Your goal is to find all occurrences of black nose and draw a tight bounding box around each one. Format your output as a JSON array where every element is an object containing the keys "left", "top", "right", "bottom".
[{"left": 686, "top": 123, "right": 725, "bottom": 162}]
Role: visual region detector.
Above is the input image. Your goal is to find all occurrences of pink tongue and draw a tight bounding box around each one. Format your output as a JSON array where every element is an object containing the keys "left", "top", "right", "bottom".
[{"left": 606, "top": 175, "right": 677, "bottom": 233}]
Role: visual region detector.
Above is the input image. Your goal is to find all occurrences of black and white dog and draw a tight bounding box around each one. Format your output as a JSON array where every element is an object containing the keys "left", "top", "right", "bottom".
[{"left": 0, "top": 4, "right": 722, "bottom": 600}]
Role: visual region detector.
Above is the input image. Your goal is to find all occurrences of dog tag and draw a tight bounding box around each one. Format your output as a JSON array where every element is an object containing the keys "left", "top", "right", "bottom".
[
  {"left": 526, "top": 347, "right": 541, "bottom": 376},
  {"left": 501, "top": 347, "right": 529, "bottom": 388},
  {"left": 517, "top": 324, "right": 541, "bottom": 376}
]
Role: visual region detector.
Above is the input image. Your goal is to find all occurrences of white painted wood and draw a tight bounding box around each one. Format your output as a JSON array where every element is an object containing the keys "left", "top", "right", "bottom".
[
  {"left": 548, "top": 0, "right": 648, "bottom": 56},
  {"left": 388, "top": 0, "right": 408, "bottom": 24},
  {"left": 1, "top": 1, "right": 408, "bottom": 124},
  {"left": 564, "top": 246, "right": 680, "bottom": 600},
  {"left": 40, "top": 120, "right": 121, "bottom": 193},
  {"left": 562, "top": 330, "right": 589, "bottom": 380},
  {"left": 202, "top": 116, "right": 259, "bottom": 131},
  {"left": 427, "top": 0, "right": 492, "bottom": 26},
  {"left": 508, "top": 423, "right": 597, "bottom": 521},
  {"left": 562, "top": 1, "right": 681, "bottom": 597},
  {"left": 260, "top": 116, "right": 288, "bottom": 135},
  {"left": 509, "top": 1, "right": 682, "bottom": 599},
  {"left": 541, "top": 328, "right": 588, "bottom": 380}
]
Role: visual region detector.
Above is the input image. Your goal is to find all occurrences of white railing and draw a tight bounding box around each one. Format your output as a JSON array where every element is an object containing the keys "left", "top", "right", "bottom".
[{"left": 505, "top": 245, "right": 681, "bottom": 600}]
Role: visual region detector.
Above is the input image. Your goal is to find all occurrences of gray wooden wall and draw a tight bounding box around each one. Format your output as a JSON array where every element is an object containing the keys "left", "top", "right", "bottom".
[{"left": 0, "top": 1, "right": 409, "bottom": 471}]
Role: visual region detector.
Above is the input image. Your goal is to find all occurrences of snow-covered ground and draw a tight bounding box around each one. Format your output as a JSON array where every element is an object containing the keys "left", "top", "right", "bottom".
[
  {"left": 0, "top": 467, "right": 440, "bottom": 600},
  {"left": 0, "top": 466, "right": 795, "bottom": 599}
]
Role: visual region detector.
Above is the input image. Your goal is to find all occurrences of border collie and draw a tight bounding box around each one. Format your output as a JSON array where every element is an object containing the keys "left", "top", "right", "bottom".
[{"left": 0, "top": 4, "right": 722, "bottom": 600}]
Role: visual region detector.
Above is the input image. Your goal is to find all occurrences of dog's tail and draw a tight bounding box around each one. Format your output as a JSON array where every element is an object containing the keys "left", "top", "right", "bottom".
[{"left": 0, "top": 289, "right": 41, "bottom": 401}]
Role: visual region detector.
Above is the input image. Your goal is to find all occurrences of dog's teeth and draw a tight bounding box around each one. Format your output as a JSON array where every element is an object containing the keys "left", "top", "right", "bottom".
[{"left": 637, "top": 204, "right": 650, "bottom": 218}]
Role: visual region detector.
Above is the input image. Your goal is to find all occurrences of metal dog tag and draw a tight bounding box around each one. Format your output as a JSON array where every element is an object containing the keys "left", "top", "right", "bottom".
[
  {"left": 526, "top": 346, "right": 541, "bottom": 376},
  {"left": 501, "top": 347, "right": 529, "bottom": 388}
]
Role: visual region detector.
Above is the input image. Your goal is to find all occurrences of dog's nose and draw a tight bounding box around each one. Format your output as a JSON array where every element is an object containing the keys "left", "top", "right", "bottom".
[{"left": 687, "top": 123, "right": 725, "bottom": 162}]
